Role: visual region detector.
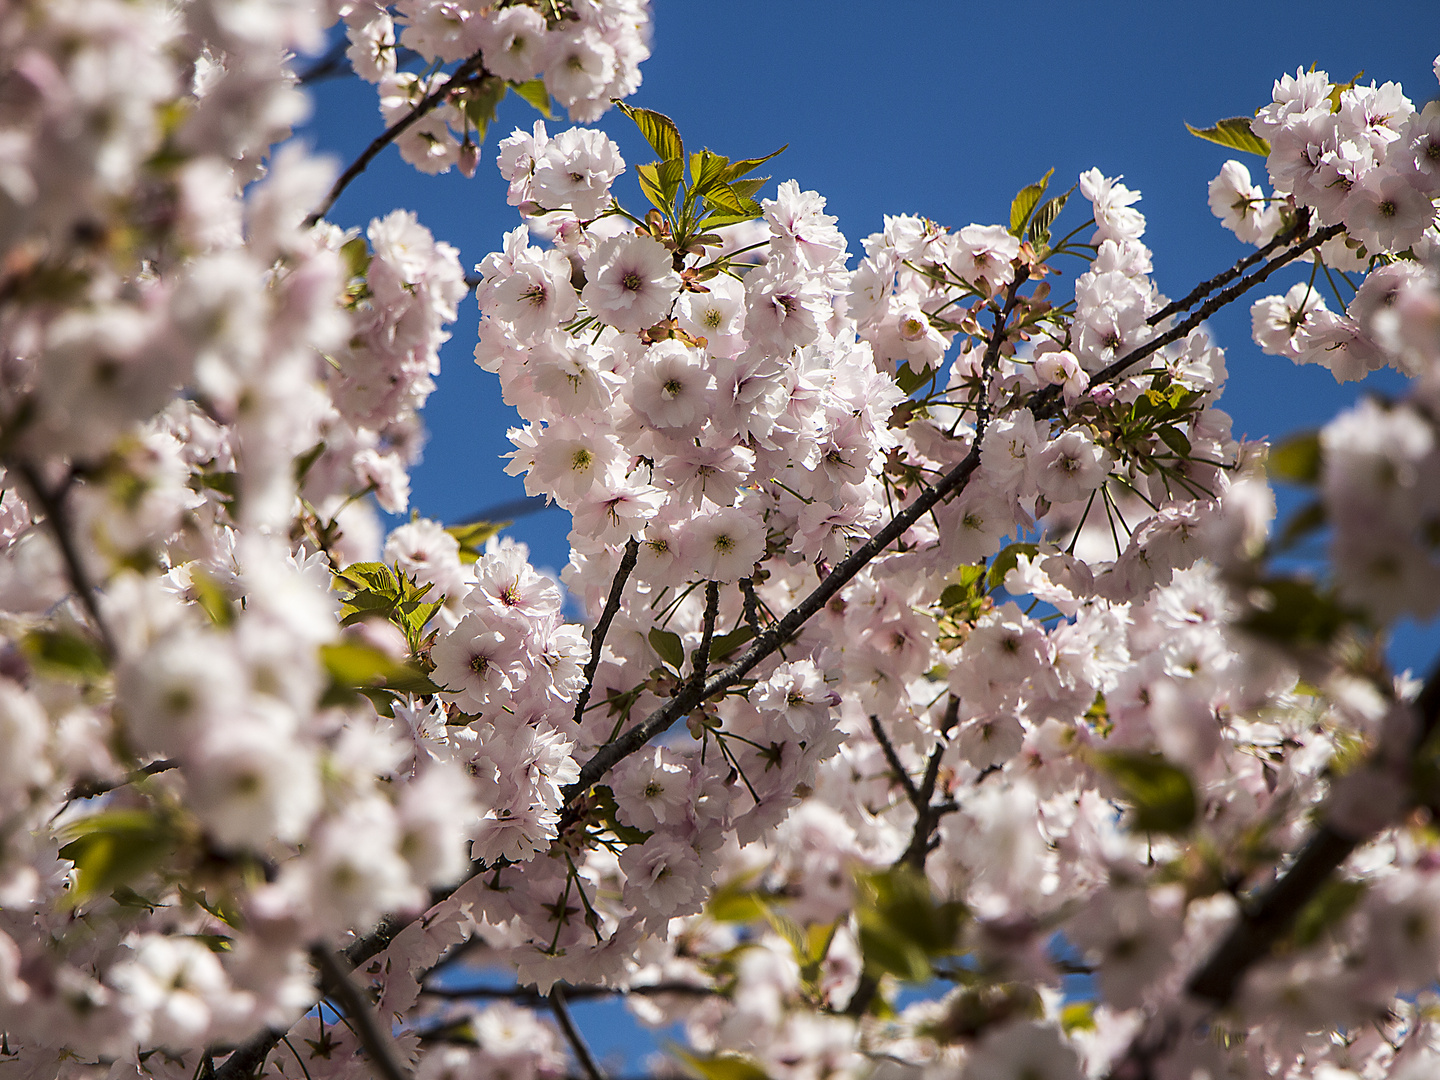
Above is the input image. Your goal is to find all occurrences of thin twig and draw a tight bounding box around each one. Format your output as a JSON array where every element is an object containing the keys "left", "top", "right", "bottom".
[
  {"left": 296, "top": 38, "right": 350, "bottom": 85},
  {"left": 1033, "top": 222, "right": 1345, "bottom": 421},
  {"left": 549, "top": 985, "right": 606, "bottom": 1080},
  {"left": 868, "top": 714, "right": 922, "bottom": 810},
  {"left": 572, "top": 537, "right": 640, "bottom": 727},
  {"left": 420, "top": 981, "right": 716, "bottom": 1004},
  {"left": 310, "top": 945, "right": 413, "bottom": 1080},
  {"left": 11, "top": 461, "right": 116, "bottom": 658},
  {"left": 1145, "top": 208, "right": 1312, "bottom": 328},
  {"left": 304, "top": 51, "right": 490, "bottom": 226},
  {"left": 62, "top": 759, "right": 176, "bottom": 804},
  {"left": 563, "top": 275, "right": 1031, "bottom": 801},
  {"left": 1103, "top": 653, "right": 1440, "bottom": 1078}
]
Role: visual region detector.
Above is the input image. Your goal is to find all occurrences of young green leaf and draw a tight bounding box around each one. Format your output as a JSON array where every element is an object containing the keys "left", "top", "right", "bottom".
[
  {"left": 1268, "top": 430, "right": 1322, "bottom": 484},
  {"left": 617, "top": 102, "right": 684, "bottom": 160},
  {"left": 718, "top": 145, "right": 786, "bottom": 185},
  {"left": 1185, "top": 117, "right": 1271, "bottom": 157},
  {"left": 689, "top": 149, "right": 731, "bottom": 195},
  {"left": 59, "top": 810, "right": 181, "bottom": 905},
  {"left": 649, "top": 627, "right": 685, "bottom": 672},
  {"left": 22, "top": 627, "right": 108, "bottom": 682},
  {"left": 986, "top": 542, "right": 1040, "bottom": 591},
  {"left": 1009, "top": 167, "right": 1054, "bottom": 237},
  {"left": 510, "top": 79, "right": 553, "bottom": 119},
  {"left": 1026, "top": 185, "right": 1074, "bottom": 247},
  {"left": 1095, "top": 751, "right": 1197, "bottom": 834},
  {"left": 636, "top": 162, "right": 672, "bottom": 215},
  {"left": 446, "top": 519, "right": 508, "bottom": 563}
]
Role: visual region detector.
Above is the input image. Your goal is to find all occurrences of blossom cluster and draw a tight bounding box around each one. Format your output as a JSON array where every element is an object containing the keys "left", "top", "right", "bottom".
[
  {"left": 343, "top": 0, "right": 652, "bottom": 175},
  {"left": 1, "top": 2, "right": 1440, "bottom": 1078}
]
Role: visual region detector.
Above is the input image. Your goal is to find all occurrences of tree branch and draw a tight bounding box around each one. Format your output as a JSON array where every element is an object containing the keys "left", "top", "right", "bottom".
[
  {"left": 310, "top": 945, "right": 414, "bottom": 1080},
  {"left": 1144, "top": 209, "right": 1312, "bottom": 328},
  {"left": 1032, "top": 221, "right": 1346, "bottom": 421},
  {"left": 549, "top": 985, "right": 606, "bottom": 1080},
  {"left": 572, "top": 537, "right": 640, "bottom": 727},
  {"left": 420, "top": 981, "right": 717, "bottom": 1004},
  {"left": 11, "top": 461, "right": 116, "bottom": 659},
  {"left": 1103, "top": 652, "right": 1440, "bottom": 1078},
  {"left": 304, "top": 51, "right": 490, "bottom": 227},
  {"left": 868, "top": 714, "right": 922, "bottom": 810}
]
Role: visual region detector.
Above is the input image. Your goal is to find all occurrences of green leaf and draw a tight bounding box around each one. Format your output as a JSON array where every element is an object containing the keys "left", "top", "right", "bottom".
[
  {"left": 1290, "top": 878, "right": 1365, "bottom": 948},
  {"left": 707, "top": 879, "right": 768, "bottom": 923},
  {"left": 190, "top": 569, "right": 236, "bottom": 628},
  {"left": 689, "top": 149, "right": 731, "bottom": 196},
  {"left": 702, "top": 182, "right": 750, "bottom": 216},
  {"left": 710, "top": 625, "right": 755, "bottom": 662},
  {"left": 293, "top": 440, "right": 327, "bottom": 485},
  {"left": 1061, "top": 1001, "right": 1097, "bottom": 1034},
  {"left": 1326, "top": 71, "right": 1365, "bottom": 113},
  {"left": 986, "top": 542, "right": 1040, "bottom": 592},
  {"left": 589, "top": 786, "right": 653, "bottom": 846},
  {"left": 1156, "top": 425, "right": 1192, "bottom": 458},
  {"left": 676, "top": 1051, "right": 770, "bottom": 1080},
  {"left": 1185, "top": 117, "right": 1271, "bottom": 157},
  {"left": 617, "top": 102, "right": 684, "bottom": 161},
  {"left": 22, "top": 628, "right": 108, "bottom": 682},
  {"left": 320, "top": 641, "right": 400, "bottom": 686},
  {"left": 510, "top": 79, "right": 553, "bottom": 119},
  {"left": 59, "top": 811, "right": 180, "bottom": 905},
  {"left": 459, "top": 76, "right": 507, "bottom": 142},
  {"left": 334, "top": 561, "right": 400, "bottom": 594},
  {"left": 1027, "top": 186, "right": 1073, "bottom": 248},
  {"left": 1276, "top": 500, "right": 1327, "bottom": 551},
  {"left": 446, "top": 519, "right": 508, "bottom": 563},
  {"left": 894, "top": 362, "right": 933, "bottom": 396},
  {"left": 1239, "top": 577, "right": 1354, "bottom": 648},
  {"left": 1009, "top": 168, "right": 1054, "bottom": 237},
  {"left": 1095, "top": 751, "right": 1197, "bottom": 834},
  {"left": 636, "top": 162, "right": 670, "bottom": 215},
  {"left": 649, "top": 627, "right": 685, "bottom": 672},
  {"left": 339, "top": 238, "right": 370, "bottom": 281},
  {"left": 728, "top": 175, "right": 769, "bottom": 201},
  {"left": 1269, "top": 430, "right": 1322, "bottom": 485},
  {"left": 656, "top": 157, "right": 686, "bottom": 204},
  {"left": 698, "top": 208, "right": 765, "bottom": 229},
  {"left": 854, "top": 866, "right": 966, "bottom": 983},
  {"left": 718, "top": 145, "right": 786, "bottom": 185}
]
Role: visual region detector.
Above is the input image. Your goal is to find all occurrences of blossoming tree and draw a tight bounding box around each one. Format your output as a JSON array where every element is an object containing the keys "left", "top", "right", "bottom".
[{"left": 3, "top": 3, "right": 1440, "bottom": 1078}]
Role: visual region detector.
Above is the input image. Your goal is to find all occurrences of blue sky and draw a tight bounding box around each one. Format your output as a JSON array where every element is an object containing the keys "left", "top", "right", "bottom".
[{"left": 298, "top": 3, "right": 1440, "bottom": 1059}]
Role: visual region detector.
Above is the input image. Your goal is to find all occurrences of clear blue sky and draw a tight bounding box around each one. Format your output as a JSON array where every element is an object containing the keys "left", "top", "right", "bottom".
[{"left": 299, "top": 3, "right": 1440, "bottom": 1054}]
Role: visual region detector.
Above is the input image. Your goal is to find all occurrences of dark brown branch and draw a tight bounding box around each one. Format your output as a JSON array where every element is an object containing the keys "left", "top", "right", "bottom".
[
  {"left": 63, "top": 758, "right": 176, "bottom": 803},
  {"left": 296, "top": 38, "right": 350, "bottom": 85},
  {"left": 1103, "top": 654, "right": 1440, "bottom": 1078},
  {"left": 1145, "top": 208, "right": 1312, "bottom": 328},
  {"left": 310, "top": 945, "right": 413, "bottom": 1080},
  {"left": 572, "top": 537, "right": 640, "bottom": 727},
  {"left": 420, "top": 981, "right": 717, "bottom": 1004},
  {"left": 690, "top": 581, "right": 721, "bottom": 691},
  {"left": 868, "top": 714, "right": 922, "bottom": 810},
  {"left": 304, "top": 51, "right": 490, "bottom": 227},
  {"left": 11, "top": 461, "right": 116, "bottom": 658},
  {"left": 1033, "top": 221, "right": 1346, "bottom": 421},
  {"left": 564, "top": 443, "right": 983, "bottom": 803},
  {"left": 740, "top": 576, "right": 761, "bottom": 636},
  {"left": 563, "top": 277, "right": 1033, "bottom": 804},
  {"left": 549, "top": 985, "right": 606, "bottom": 1080}
]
